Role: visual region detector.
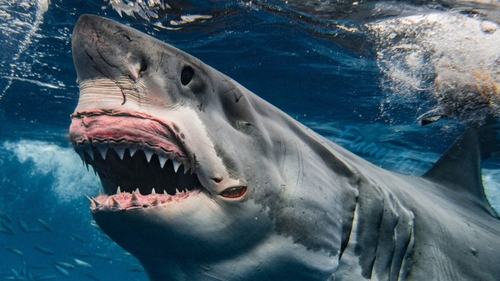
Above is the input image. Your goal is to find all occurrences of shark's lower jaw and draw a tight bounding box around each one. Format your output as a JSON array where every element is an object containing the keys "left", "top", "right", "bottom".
[{"left": 70, "top": 111, "right": 203, "bottom": 210}]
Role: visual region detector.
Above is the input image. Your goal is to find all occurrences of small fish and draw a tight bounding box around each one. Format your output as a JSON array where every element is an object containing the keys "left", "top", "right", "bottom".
[
  {"left": 0, "top": 223, "right": 15, "bottom": 235},
  {"left": 17, "top": 217, "right": 29, "bottom": 233},
  {"left": 5, "top": 247, "right": 24, "bottom": 257},
  {"left": 73, "top": 258, "right": 92, "bottom": 268},
  {"left": 19, "top": 262, "right": 28, "bottom": 278},
  {"left": 36, "top": 218, "right": 53, "bottom": 232},
  {"left": 0, "top": 211, "right": 12, "bottom": 222},
  {"left": 54, "top": 261, "right": 74, "bottom": 270},
  {"left": 89, "top": 220, "right": 99, "bottom": 228},
  {"left": 34, "top": 246, "right": 54, "bottom": 255},
  {"left": 8, "top": 268, "right": 21, "bottom": 280},
  {"left": 92, "top": 253, "right": 112, "bottom": 260},
  {"left": 68, "top": 232, "right": 86, "bottom": 243},
  {"left": 53, "top": 264, "right": 70, "bottom": 278}
]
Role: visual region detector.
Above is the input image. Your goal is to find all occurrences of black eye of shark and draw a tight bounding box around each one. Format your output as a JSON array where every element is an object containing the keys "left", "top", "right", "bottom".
[{"left": 181, "top": 65, "right": 194, "bottom": 86}]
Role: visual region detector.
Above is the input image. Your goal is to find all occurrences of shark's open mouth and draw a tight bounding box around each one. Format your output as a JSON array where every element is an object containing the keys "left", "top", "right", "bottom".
[{"left": 69, "top": 110, "right": 203, "bottom": 210}]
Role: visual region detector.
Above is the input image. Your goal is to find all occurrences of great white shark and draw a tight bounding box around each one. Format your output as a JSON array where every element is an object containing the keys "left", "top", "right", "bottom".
[{"left": 69, "top": 15, "right": 500, "bottom": 280}]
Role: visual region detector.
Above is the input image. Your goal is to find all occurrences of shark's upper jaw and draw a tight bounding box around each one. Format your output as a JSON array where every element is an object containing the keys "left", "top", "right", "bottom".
[{"left": 70, "top": 109, "right": 204, "bottom": 210}]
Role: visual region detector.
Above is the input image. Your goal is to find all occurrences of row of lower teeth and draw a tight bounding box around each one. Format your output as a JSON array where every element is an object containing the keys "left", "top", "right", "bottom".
[
  {"left": 76, "top": 145, "right": 190, "bottom": 174},
  {"left": 87, "top": 188, "right": 194, "bottom": 210}
]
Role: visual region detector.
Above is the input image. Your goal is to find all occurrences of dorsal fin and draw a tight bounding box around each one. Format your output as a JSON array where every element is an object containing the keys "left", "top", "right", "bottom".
[{"left": 423, "top": 128, "right": 498, "bottom": 217}]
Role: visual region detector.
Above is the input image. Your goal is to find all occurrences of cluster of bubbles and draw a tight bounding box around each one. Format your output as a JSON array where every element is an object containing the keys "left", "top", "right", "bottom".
[
  {"left": 367, "top": 12, "right": 500, "bottom": 125},
  {"left": 106, "top": 0, "right": 169, "bottom": 20}
]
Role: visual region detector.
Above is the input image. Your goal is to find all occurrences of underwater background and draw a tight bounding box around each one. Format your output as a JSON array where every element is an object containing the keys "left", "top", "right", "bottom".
[{"left": 1, "top": 0, "right": 499, "bottom": 280}]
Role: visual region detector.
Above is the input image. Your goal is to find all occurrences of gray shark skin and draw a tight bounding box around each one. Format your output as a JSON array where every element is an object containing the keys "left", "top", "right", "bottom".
[{"left": 70, "top": 15, "right": 500, "bottom": 281}]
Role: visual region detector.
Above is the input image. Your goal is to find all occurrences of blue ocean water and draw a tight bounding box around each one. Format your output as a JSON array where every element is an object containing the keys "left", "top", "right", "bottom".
[{"left": 1, "top": 0, "right": 499, "bottom": 280}]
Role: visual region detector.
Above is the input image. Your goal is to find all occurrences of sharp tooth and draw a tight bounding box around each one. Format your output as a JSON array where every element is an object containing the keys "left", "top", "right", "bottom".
[
  {"left": 98, "top": 146, "right": 108, "bottom": 160},
  {"left": 158, "top": 155, "right": 168, "bottom": 168},
  {"left": 129, "top": 147, "right": 138, "bottom": 157},
  {"left": 131, "top": 192, "right": 140, "bottom": 206},
  {"left": 116, "top": 186, "right": 122, "bottom": 194},
  {"left": 85, "top": 195, "right": 100, "bottom": 208},
  {"left": 85, "top": 147, "right": 94, "bottom": 161},
  {"left": 175, "top": 188, "right": 181, "bottom": 194},
  {"left": 110, "top": 197, "right": 121, "bottom": 208},
  {"left": 173, "top": 160, "right": 181, "bottom": 172},
  {"left": 151, "top": 188, "right": 156, "bottom": 195},
  {"left": 184, "top": 166, "right": 189, "bottom": 174},
  {"left": 163, "top": 190, "right": 169, "bottom": 196},
  {"left": 75, "top": 148, "right": 84, "bottom": 161},
  {"left": 104, "top": 197, "right": 111, "bottom": 207},
  {"left": 151, "top": 196, "right": 159, "bottom": 205},
  {"left": 144, "top": 150, "right": 154, "bottom": 163},
  {"left": 114, "top": 147, "right": 125, "bottom": 160},
  {"left": 135, "top": 188, "right": 140, "bottom": 194}
]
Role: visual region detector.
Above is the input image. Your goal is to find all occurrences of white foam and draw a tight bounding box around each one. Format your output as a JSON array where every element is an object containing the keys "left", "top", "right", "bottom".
[
  {"left": 3, "top": 140, "right": 100, "bottom": 203},
  {"left": 108, "top": 0, "right": 170, "bottom": 21},
  {"left": 368, "top": 12, "right": 500, "bottom": 123}
]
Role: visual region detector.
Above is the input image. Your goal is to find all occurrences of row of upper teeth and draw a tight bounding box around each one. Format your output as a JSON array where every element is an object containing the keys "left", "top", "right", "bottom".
[
  {"left": 115, "top": 186, "right": 187, "bottom": 196},
  {"left": 75, "top": 145, "right": 191, "bottom": 174}
]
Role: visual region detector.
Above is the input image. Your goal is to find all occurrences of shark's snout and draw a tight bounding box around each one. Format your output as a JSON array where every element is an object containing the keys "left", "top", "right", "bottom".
[
  {"left": 72, "top": 14, "right": 214, "bottom": 112},
  {"left": 72, "top": 15, "right": 149, "bottom": 85}
]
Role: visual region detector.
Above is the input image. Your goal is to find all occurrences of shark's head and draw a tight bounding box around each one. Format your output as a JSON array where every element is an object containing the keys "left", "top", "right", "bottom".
[{"left": 70, "top": 15, "right": 356, "bottom": 280}]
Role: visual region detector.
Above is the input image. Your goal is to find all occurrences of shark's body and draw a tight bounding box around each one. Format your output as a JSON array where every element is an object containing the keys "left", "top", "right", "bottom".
[{"left": 70, "top": 15, "right": 500, "bottom": 280}]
